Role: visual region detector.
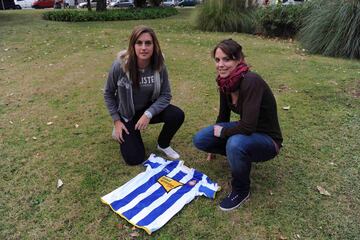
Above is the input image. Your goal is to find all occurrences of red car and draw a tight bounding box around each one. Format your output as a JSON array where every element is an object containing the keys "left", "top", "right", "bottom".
[{"left": 32, "top": 0, "right": 63, "bottom": 8}]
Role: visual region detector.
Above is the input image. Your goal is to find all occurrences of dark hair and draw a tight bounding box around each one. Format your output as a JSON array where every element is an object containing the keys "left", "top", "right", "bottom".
[
  {"left": 212, "top": 39, "right": 245, "bottom": 61},
  {"left": 125, "top": 25, "right": 164, "bottom": 88}
]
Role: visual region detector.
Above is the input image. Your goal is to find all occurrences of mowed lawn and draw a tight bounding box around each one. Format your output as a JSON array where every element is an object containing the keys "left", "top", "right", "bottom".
[{"left": 0, "top": 8, "right": 359, "bottom": 240}]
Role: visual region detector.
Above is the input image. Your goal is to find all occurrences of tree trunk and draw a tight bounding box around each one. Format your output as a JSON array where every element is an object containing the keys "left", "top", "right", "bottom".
[
  {"left": 96, "top": 0, "right": 106, "bottom": 11},
  {"left": 87, "top": 0, "right": 92, "bottom": 11},
  {"left": 149, "top": 0, "right": 162, "bottom": 6},
  {"left": 134, "top": 0, "right": 147, "bottom": 7}
]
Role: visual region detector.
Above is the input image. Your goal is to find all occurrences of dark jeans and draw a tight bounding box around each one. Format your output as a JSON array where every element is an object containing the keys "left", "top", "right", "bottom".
[
  {"left": 120, "top": 104, "right": 184, "bottom": 165},
  {"left": 193, "top": 122, "right": 278, "bottom": 193}
]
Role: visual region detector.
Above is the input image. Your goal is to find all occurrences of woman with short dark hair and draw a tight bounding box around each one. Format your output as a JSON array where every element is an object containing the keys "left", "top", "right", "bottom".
[
  {"left": 193, "top": 39, "right": 283, "bottom": 211},
  {"left": 104, "top": 25, "right": 184, "bottom": 165}
]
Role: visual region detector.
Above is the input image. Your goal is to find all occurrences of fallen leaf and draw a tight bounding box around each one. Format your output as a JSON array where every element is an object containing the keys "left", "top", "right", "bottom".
[
  {"left": 75, "top": 124, "right": 79, "bottom": 128},
  {"left": 295, "top": 234, "right": 301, "bottom": 239},
  {"left": 57, "top": 179, "right": 64, "bottom": 189},
  {"left": 316, "top": 186, "right": 330, "bottom": 196},
  {"left": 131, "top": 226, "right": 136, "bottom": 230},
  {"left": 116, "top": 223, "right": 123, "bottom": 229},
  {"left": 32, "top": 136, "right": 37, "bottom": 140},
  {"left": 9, "top": 120, "right": 13, "bottom": 124},
  {"left": 47, "top": 122, "right": 53, "bottom": 126},
  {"left": 282, "top": 106, "right": 290, "bottom": 110},
  {"left": 279, "top": 235, "right": 287, "bottom": 240}
]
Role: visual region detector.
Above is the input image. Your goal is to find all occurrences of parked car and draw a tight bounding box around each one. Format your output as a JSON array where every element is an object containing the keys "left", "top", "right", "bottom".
[
  {"left": 14, "top": 0, "right": 34, "bottom": 9},
  {"left": 32, "top": 0, "right": 62, "bottom": 8},
  {"left": 64, "top": 0, "right": 75, "bottom": 7},
  {"left": 282, "top": 0, "right": 304, "bottom": 5},
  {"left": 107, "top": 0, "right": 134, "bottom": 9},
  {"left": 177, "top": 0, "right": 197, "bottom": 7},
  {"left": 77, "top": 0, "right": 97, "bottom": 8},
  {"left": 161, "top": 0, "right": 177, "bottom": 7}
]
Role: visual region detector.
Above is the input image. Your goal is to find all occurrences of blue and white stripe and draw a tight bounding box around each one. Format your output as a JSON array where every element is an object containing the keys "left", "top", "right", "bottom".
[{"left": 101, "top": 154, "right": 220, "bottom": 234}]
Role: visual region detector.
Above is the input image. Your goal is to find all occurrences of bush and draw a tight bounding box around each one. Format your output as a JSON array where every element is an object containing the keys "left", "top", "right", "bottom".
[
  {"left": 256, "top": 3, "right": 309, "bottom": 37},
  {"left": 42, "top": 7, "right": 178, "bottom": 22},
  {"left": 195, "top": 0, "right": 257, "bottom": 34},
  {"left": 299, "top": 0, "right": 360, "bottom": 59}
]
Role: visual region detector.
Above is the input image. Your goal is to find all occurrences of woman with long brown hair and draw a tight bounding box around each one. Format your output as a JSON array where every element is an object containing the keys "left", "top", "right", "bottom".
[{"left": 104, "top": 25, "right": 184, "bottom": 165}]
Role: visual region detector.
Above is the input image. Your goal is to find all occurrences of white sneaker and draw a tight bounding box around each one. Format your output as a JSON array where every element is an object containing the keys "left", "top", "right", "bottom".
[{"left": 157, "top": 145, "right": 180, "bottom": 159}]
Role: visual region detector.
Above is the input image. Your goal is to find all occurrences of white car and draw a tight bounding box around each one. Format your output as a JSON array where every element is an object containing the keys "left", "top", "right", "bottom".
[
  {"left": 14, "top": 0, "right": 34, "bottom": 9},
  {"left": 162, "top": 0, "right": 178, "bottom": 7},
  {"left": 77, "top": 0, "right": 97, "bottom": 8},
  {"left": 107, "top": 0, "right": 134, "bottom": 9},
  {"left": 282, "top": 0, "right": 304, "bottom": 5}
]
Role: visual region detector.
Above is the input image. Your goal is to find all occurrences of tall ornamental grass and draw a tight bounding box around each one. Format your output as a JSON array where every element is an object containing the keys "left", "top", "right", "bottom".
[
  {"left": 299, "top": 0, "right": 360, "bottom": 59},
  {"left": 195, "top": 0, "right": 257, "bottom": 34}
]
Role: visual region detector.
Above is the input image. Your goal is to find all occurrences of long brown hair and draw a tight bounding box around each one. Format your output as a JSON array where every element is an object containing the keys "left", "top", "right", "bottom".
[{"left": 125, "top": 25, "right": 164, "bottom": 88}]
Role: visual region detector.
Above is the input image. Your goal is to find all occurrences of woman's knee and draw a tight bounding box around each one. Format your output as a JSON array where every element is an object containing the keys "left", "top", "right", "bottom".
[
  {"left": 226, "top": 136, "right": 248, "bottom": 156},
  {"left": 121, "top": 150, "right": 145, "bottom": 166},
  {"left": 193, "top": 126, "right": 212, "bottom": 151},
  {"left": 120, "top": 140, "right": 145, "bottom": 165},
  {"left": 171, "top": 105, "right": 185, "bottom": 124},
  {"left": 162, "top": 105, "right": 185, "bottom": 127},
  {"left": 193, "top": 131, "right": 203, "bottom": 150}
]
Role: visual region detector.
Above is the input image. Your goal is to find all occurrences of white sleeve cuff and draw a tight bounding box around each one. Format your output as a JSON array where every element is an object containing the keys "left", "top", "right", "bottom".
[{"left": 144, "top": 110, "right": 153, "bottom": 119}]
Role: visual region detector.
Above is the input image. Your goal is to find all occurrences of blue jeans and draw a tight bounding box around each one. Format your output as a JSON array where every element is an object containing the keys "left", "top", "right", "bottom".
[{"left": 193, "top": 122, "right": 278, "bottom": 193}]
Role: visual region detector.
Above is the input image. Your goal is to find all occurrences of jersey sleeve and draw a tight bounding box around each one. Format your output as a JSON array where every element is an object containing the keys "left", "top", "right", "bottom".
[
  {"left": 192, "top": 170, "right": 220, "bottom": 199},
  {"left": 143, "top": 154, "right": 169, "bottom": 170}
]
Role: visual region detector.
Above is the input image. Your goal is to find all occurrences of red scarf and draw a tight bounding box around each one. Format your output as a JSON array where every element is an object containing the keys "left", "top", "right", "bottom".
[{"left": 216, "top": 61, "right": 249, "bottom": 93}]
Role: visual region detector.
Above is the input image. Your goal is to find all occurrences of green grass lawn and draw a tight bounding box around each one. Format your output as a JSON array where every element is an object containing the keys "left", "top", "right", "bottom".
[{"left": 1, "top": 8, "right": 359, "bottom": 240}]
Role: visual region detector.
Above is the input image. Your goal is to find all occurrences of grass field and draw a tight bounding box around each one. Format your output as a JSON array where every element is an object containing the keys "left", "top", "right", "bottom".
[{"left": 0, "top": 8, "right": 359, "bottom": 240}]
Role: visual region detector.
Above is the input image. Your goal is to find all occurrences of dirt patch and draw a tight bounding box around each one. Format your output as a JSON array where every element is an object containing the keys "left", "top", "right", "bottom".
[
  {"left": 347, "top": 79, "right": 360, "bottom": 98},
  {"left": 278, "top": 84, "right": 290, "bottom": 93}
]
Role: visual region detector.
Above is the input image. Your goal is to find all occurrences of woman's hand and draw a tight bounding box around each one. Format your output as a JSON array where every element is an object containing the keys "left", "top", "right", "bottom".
[
  {"left": 213, "top": 125, "right": 223, "bottom": 137},
  {"left": 135, "top": 114, "right": 150, "bottom": 131},
  {"left": 114, "top": 120, "right": 129, "bottom": 143},
  {"left": 206, "top": 153, "right": 216, "bottom": 161}
]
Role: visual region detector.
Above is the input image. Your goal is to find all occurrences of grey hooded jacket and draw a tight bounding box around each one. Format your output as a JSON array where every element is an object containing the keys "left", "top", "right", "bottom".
[{"left": 104, "top": 50, "right": 172, "bottom": 122}]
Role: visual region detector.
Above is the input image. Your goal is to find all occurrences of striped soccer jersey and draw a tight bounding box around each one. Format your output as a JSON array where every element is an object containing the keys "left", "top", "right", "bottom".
[{"left": 101, "top": 154, "right": 220, "bottom": 234}]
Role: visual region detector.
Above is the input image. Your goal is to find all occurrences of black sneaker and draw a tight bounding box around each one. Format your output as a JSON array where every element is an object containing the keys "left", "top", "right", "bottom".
[{"left": 219, "top": 191, "right": 250, "bottom": 211}]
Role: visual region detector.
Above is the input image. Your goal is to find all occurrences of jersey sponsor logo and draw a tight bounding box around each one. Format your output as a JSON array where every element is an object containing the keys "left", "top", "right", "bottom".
[{"left": 157, "top": 176, "right": 183, "bottom": 192}]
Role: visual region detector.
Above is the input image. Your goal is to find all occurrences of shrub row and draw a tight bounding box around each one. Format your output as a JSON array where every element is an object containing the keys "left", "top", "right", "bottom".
[
  {"left": 42, "top": 7, "right": 178, "bottom": 22},
  {"left": 196, "top": 1, "right": 309, "bottom": 37},
  {"left": 197, "top": 0, "right": 359, "bottom": 59},
  {"left": 257, "top": 3, "right": 310, "bottom": 38}
]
